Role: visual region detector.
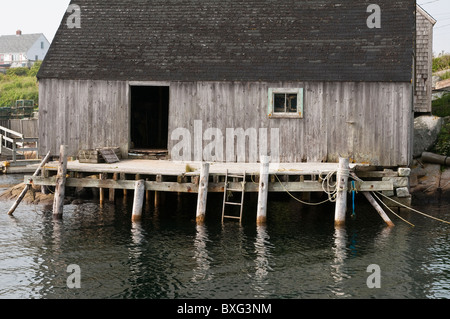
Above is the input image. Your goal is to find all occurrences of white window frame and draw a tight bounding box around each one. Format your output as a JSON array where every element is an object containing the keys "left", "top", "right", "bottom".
[{"left": 268, "top": 88, "right": 304, "bottom": 119}]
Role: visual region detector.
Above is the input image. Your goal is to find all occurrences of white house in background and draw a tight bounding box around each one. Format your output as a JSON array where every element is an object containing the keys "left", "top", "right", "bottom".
[{"left": 0, "top": 30, "right": 50, "bottom": 68}]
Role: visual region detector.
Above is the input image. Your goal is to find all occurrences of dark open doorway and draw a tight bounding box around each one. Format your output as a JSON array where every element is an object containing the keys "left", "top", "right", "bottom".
[{"left": 130, "top": 86, "right": 169, "bottom": 152}]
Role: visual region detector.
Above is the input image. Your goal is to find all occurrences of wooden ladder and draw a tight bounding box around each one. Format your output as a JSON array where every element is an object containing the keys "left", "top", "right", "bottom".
[{"left": 222, "top": 170, "right": 246, "bottom": 223}]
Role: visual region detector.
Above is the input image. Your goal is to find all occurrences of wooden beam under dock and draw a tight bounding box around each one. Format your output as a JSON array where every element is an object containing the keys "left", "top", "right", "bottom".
[{"left": 25, "top": 175, "right": 392, "bottom": 193}]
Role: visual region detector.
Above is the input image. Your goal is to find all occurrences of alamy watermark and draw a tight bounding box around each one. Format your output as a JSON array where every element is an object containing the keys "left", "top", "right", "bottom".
[
  {"left": 170, "top": 120, "right": 280, "bottom": 165},
  {"left": 65, "top": 4, "right": 381, "bottom": 30},
  {"left": 66, "top": 264, "right": 81, "bottom": 289},
  {"left": 366, "top": 264, "right": 381, "bottom": 288},
  {"left": 66, "top": 4, "right": 81, "bottom": 29},
  {"left": 366, "top": 4, "right": 381, "bottom": 29}
]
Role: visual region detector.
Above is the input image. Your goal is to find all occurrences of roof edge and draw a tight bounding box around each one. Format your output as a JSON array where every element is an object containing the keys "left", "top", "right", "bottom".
[{"left": 417, "top": 4, "right": 437, "bottom": 25}]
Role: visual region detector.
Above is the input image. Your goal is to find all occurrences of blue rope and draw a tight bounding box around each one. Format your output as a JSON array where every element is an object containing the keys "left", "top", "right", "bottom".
[{"left": 351, "top": 180, "right": 356, "bottom": 219}]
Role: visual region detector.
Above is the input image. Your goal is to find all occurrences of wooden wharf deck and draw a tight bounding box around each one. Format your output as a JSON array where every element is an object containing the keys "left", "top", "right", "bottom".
[
  {"left": 18, "top": 155, "right": 407, "bottom": 226},
  {"left": 26, "top": 159, "right": 393, "bottom": 194}
]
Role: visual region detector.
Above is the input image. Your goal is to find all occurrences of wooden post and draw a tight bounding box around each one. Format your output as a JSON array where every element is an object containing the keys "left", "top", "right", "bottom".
[
  {"left": 120, "top": 173, "right": 127, "bottom": 199},
  {"left": 257, "top": 156, "right": 270, "bottom": 225},
  {"left": 109, "top": 173, "right": 118, "bottom": 202},
  {"left": 155, "top": 174, "right": 162, "bottom": 208},
  {"left": 196, "top": 162, "right": 210, "bottom": 224},
  {"left": 334, "top": 157, "right": 349, "bottom": 227},
  {"left": 145, "top": 177, "right": 150, "bottom": 203},
  {"left": 53, "top": 145, "right": 68, "bottom": 219},
  {"left": 12, "top": 140, "right": 16, "bottom": 162},
  {"left": 362, "top": 192, "right": 395, "bottom": 227},
  {"left": 7, "top": 150, "right": 51, "bottom": 216},
  {"left": 99, "top": 173, "right": 107, "bottom": 206},
  {"left": 132, "top": 179, "right": 145, "bottom": 222},
  {"left": 41, "top": 166, "right": 50, "bottom": 195}
]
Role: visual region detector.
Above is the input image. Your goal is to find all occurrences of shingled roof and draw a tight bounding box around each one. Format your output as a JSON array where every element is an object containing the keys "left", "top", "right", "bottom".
[
  {"left": 0, "top": 33, "right": 43, "bottom": 54},
  {"left": 38, "top": 0, "right": 415, "bottom": 82}
]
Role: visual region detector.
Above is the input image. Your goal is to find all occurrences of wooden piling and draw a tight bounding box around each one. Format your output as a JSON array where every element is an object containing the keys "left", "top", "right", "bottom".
[
  {"left": 145, "top": 177, "right": 150, "bottom": 203},
  {"left": 53, "top": 145, "right": 68, "bottom": 219},
  {"left": 257, "top": 156, "right": 270, "bottom": 225},
  {"left": 132, "top": 179, "right": 145, "bottom": 222},
  {"left": 196, "top": 162, "right": 210, "bottom": 224},
  {"left": 99, "top": 173, "right": 107, "bottom": 206},
  {"left": 41, "top": 166, "right": 50, "bottom": 195},
  {"left": 109, "top": 173, "right": 118, "bottom": 202},
  {"left": 120, "top": 172, "right": 127, "bottom": 199},
  {"left": 334, "top": 157, "right": 349, "bottom": 227},
  {"left": 155, "top": 175, "right": 162, "bottom": 208},
  {"left": 363, "top": 192, "right": 395, "bottom": 227}
]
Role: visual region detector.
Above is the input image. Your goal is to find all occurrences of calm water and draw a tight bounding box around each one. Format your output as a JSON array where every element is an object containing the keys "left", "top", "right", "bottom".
[{"left": 0, "top": 174, "right": 449, "bottom": 299}]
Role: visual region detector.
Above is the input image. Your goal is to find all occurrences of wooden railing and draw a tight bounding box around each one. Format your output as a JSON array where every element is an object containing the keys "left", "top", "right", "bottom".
[{"left": 0, "top": 125, "right": 39, "bottom": 162}]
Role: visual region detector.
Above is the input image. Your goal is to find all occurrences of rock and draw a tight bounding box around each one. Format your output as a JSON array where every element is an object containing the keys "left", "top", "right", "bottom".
[
  {"left": 410, "top": 163, "right": 441, "bottom": 193},
  {"left": 396, "top": 187, "right": 410, "bottom": 198},
  {"left": 0, "top": 182, "right": 54, "bottom": 206},
  {"left": 409, "top": 163, "right": 450, "bottom": 204},
  {"left": 413, "top": 115, "right": 443, "bottom": 158},
  {"left": 439, "top": 168, "right": 450, "bottom": 195},
  {"left": 382, "top": 176, "right": 409, "bottom": 188},
  {"left": 432, "top": 75, "right": 442, "bottom": 88},
  {"left": 398, "top": 167, "right": 411, "bottom": 177}
]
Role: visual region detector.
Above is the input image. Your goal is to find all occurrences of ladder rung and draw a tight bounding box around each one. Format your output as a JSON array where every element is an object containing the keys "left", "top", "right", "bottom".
[
  {"left": 225, "top": 201, "right": 242, "bottom": 206},
  {"left": 228, "top": 174, "right": 245, "bottom": 179},
  {"left": 227, "top": 188, "right": 244, "bottom": 192},
  {"left": 223, "top": 215, "right": 241, "bottom": 220}
]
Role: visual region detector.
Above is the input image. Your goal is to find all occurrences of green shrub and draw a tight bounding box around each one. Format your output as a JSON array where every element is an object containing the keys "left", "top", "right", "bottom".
[
  {"left": 0, "top": 65, "right": 40, "bottom": 107},
  {"left": 432, "top": 93, "right": 450, "bottom": 118},
  {"left": 28, "top": 61, "right": 42, "bottom": 77},
  {"left": 433, "top": 119, "right": 450, "bottom": 156},
  {"left": 6, "top": 67, "right": 29, "bottom": 77},
  {"left": 441, "top": 71, "right": 450, "bottom": 81},
  {"left": 433, "top": 54, "right": 450, "bottom": 73}
]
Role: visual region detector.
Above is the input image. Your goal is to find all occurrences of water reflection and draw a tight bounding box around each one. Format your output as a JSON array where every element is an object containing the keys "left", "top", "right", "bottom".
[
  {"left": 331, "top": 226, "right": 350, "bottom": 297},
  {"left": 127, "top": 221, "right": 147, "bottom": 293},
  {"left": 252, "top": 225, "right": 273, "bottom": 297},
  {"left": 131, "top": 221, "right": 146, "bottom": 246},
  {"left": 192, "top": 224, "right": 212, "bottom": 283},
  {"left": 374, "top": 225, "right": 394, "bottom": 248},
  {"left": 0, "top": 171, "right": 449, "bottom": 299}
]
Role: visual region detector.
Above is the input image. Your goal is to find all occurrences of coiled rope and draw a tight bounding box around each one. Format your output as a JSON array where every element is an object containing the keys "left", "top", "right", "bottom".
[{"left": 274, "top": 170, "right": 340, "bottom": 206}]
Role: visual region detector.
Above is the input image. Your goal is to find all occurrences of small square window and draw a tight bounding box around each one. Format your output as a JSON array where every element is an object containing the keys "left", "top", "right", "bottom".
[{"left": 268, "top": 88, "right": 303, "bottom": 118}]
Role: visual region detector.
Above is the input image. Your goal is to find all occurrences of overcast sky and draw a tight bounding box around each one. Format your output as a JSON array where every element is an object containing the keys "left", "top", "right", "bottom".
[{"left": 0, "top": 0, "right": 449, "bottom": 55}]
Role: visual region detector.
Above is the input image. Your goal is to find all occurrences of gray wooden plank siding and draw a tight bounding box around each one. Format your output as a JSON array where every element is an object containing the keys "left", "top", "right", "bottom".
[
  {"left": 168, "top": 81, "right": 412, "bottom": 166},
  {"left": 39, "top": 79, "right": 412, "bottom": 166},
  {"left": 39, "top": 79, "right": 129, "bottom": 157}
]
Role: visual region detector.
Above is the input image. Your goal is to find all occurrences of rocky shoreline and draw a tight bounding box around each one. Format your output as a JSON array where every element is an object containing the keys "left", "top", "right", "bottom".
[
  {"left": 0, "top": 183, "right": 54, "bottom": 206},
  {"left": 410, "top": 114, "right": 450, "bottom": 204},
  {"left": 410, "top": 160, "right": 450, "bottom": 204}
]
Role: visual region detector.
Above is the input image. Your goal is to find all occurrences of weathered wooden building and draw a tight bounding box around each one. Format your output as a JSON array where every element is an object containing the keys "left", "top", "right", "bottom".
[{"left": 37, "top": 0, "right": 416, "bottom": 167}]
